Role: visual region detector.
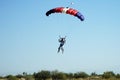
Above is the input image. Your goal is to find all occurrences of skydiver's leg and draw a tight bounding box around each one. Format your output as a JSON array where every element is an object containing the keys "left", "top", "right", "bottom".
[
  {"left": 58, "top": 44, "right": 64, "bottom": 53},
  {"left": 61, "top": 47, "right": 64, "bottom": 53},
  {"left": 57, "top": 46, "right": 60, "bottom": 53},
  {"left": 58, "top": 44, "right": 62, "bottom": 53}
]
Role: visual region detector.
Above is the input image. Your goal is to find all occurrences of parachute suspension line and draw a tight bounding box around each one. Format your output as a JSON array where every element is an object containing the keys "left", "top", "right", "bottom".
[{"left": 67, "top": 2, "right": 74, "bottom": 8}]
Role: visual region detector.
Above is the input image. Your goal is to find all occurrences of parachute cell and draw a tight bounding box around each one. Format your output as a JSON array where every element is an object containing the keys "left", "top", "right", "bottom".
[{"left": 46, "top": 7, "right": 84, "bottom": 21}]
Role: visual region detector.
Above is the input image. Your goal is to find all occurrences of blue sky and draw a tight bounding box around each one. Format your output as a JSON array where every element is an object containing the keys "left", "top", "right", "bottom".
[{"left": 0, "top": 0, "right": 120, "bottom": 76}]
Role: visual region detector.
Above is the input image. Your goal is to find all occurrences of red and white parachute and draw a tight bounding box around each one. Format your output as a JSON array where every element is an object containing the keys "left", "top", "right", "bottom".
[{"left": 46, "top": 7, "right": 84, "bottom": 21}]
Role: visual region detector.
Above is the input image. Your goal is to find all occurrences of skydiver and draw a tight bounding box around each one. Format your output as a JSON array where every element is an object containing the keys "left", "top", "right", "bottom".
[{"left": 57, "top": 36, "right": 66, "bottom": 53}]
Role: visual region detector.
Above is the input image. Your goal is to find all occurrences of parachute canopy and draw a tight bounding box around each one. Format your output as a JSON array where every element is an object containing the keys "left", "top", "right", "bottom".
[{"left": 46, "top": 7, "right": 84, "bottom": 21}]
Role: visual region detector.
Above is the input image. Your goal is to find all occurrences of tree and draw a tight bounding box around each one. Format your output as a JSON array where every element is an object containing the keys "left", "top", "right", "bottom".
[
  {"left": 74, "top": 72, "right": 89, "bottom": 79},
  {"left": 34, "top": 70, "right": 51, "bottom": 80},
  {"left": 51, "top": 70, "right": 67, "bottom": 80},
  {"left": 102, "top": 71, "right": 115, "bottom": 79},
  {"left": 16, "top": 74, "right": 23, "bottom": 78},
  {"left": 0, "top": 76, "right": 3, "bottom": 79},
  {"left": 51, "top": 70, "right": 59, "bottom": 80},
  {"left": 23, "top": 72, "right": 27, "bottom": 76},
  {"left": 91, "top": 72, "right": 97, "bottom": 76},
  {"left": 116, "top": 74, "right": 120, "bottom": 78},
  {"left": 67, "top": 73, "right": 74, "bottom": 80}
]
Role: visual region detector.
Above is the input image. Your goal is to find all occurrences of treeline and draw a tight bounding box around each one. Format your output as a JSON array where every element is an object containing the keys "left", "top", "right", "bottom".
[{"left": 0, "top": 70, "right": 120, "bottom": 80}]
